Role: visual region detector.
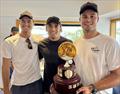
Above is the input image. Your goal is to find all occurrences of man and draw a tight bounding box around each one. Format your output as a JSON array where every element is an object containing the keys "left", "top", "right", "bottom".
[
  {"left": 38, "top": 16, "right": 72, "bottom": 94},
  {"left": 2, "top": 11, "right": 43, "bottom": 94},
  {"left": 5, "top": 26, "right": 19, "bottom": 39},
  {"left": 74, "top": 2, "right": 120, "bottom": 94}
]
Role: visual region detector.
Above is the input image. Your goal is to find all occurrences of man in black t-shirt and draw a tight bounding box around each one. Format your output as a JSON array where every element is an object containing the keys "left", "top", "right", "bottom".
[{"left": 38, "top": 16, "right": 72, "bottom": 94}]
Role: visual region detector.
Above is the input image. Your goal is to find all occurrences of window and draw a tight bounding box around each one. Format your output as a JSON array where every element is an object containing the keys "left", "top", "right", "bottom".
[
  {"left": 110, "top": 18, "right": 120, "bottom": 45},
  {"left": 116, "top": 21, "right": 120, "bottom": 44},
  {"left": 17, "top": 20, "right": 83, "bottom": 41},
  {"left": 31, "top": 25, "right": 83, "bottom": 41}
]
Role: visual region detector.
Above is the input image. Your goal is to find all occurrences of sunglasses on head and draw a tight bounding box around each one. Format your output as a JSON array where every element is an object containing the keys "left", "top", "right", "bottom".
[{"left": 26, "top": 38, "right": 33, "bottom": 49}]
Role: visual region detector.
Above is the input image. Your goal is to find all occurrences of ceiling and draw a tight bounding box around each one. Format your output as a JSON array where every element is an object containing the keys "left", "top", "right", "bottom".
[{"left": 0, "top": 0, "right": 120, "bottom": 20}]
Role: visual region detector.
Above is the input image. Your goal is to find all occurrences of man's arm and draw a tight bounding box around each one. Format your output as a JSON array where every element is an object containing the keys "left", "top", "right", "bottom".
[
  {"left": 76, "top": 67, "right": 120, "bottom": 94},
  {"left": 38, "top": 45, "right": 43, "bottom": 59},
  {"left": 95, "top": 67, "right": 120, "bottom": 90},
  {"left": 2, "top": 57, "right": 11, "bottom": 94}
]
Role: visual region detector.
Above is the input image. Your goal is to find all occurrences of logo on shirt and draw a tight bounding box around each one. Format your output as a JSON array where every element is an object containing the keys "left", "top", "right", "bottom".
[{"left": 91, "top": 46, "right": 100, "bottom": 53}]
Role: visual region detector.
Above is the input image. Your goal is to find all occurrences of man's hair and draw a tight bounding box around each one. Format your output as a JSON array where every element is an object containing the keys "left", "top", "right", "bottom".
[{"left": 11, "top": 26, "right": 19, "bottom": 32}]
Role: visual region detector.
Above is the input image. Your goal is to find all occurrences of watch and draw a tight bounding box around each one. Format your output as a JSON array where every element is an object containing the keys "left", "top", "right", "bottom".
[{"left": 88, "top": 84, "right": 98, "bottom": 94}]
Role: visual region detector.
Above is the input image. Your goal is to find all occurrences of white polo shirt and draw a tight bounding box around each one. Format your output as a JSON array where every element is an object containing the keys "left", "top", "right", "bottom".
[
  {"left": 2, "top": 34, "right": 41, "bottom": 86},
  {"left": 74, "top": 34, "right": 120, "bottom": 94}
]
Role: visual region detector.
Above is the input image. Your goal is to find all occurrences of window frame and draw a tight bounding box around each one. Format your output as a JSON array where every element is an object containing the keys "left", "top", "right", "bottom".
[
  {"left": 110, "top": 18, "right": 120, "bottom": 39},
  {"left": 16, "top": 19, "right": 80, "bottom": 26}
]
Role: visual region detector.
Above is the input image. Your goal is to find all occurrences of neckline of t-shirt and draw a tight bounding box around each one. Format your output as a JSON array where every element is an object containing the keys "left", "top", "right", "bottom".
[
  {"left": 47, "top": 37, "right": 62, "bottom": 43},
  {"left": 82, "top": 33, "right": 102, "bottom": 41},
  {"left": 19, "top": 35, "right": 32, "bottom": 41}
]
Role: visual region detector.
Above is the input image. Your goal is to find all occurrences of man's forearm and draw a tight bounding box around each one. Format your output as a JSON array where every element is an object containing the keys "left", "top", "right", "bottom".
[
  {"left": 2, "top": 67, "right": 10, "bottom": 93},
  {"left": 76, "top": 68, "right": 120, "bottom": 94},
  {"left": 2, "top": 58, "right": 11, "bottom": 94},
  {"left": 95, "top": 69, "right": 120, "bottom": 91}
]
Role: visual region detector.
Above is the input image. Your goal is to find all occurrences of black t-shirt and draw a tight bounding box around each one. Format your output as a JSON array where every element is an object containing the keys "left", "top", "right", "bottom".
[{"left": 38, "top": 36, "right": 72, "bottom": 92}]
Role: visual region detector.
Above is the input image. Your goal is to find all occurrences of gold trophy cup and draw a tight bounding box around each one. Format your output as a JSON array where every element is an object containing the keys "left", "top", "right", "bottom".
[{"left": 50, "top": 42, "right": 81, "bottom": 94}]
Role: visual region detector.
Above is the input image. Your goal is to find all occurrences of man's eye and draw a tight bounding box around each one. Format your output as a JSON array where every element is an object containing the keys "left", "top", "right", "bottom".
[
  {"left": 48, "top": 25, "right": 52, "bottom": 27},
  {"left": 28, "top": 21, "right": 31, "bottom": 23},
  {"left": 55, "top": 26, "right": 58, "bottom": 28},
  {"left": 83, "top": 16, "right": 87, "bottom": 18},
  {"left": 91, "top": 16, "right": 94, "bottom": 18},
  {"left": 91, "top": 14, "right": 96, "bottom": 18},
  {"left": 22, "top": 21, "right": 25, "bottom": 23}
]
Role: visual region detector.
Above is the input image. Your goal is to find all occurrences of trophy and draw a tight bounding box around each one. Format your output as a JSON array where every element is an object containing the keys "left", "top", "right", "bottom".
[{"left": 50, "top": 42, "right": 82, "bottom": 94}]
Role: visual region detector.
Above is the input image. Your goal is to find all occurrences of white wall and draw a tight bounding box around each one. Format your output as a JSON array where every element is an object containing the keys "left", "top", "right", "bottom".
[
  {"left": 0, "top": 16, "right": 17, "bottom": 42},
  {"left": 97, "top": 17, "right": 110, "bottom": 35}
]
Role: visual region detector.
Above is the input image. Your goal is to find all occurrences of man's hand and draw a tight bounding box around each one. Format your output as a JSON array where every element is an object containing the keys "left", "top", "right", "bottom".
[
  {"left": 4, "top": 89, "right": 11, "bottom": 94},
  {"left": 76, "top": 86, "right": 92, "bottom": 94}
]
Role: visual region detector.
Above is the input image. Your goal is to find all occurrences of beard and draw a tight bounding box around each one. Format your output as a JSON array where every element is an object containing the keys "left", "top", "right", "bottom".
[
  {"left": 51, "top": 36, "right": 55, "bottom": 40},
  {"left": 84, "top": 26, "right": 96, "bottom": 32}
]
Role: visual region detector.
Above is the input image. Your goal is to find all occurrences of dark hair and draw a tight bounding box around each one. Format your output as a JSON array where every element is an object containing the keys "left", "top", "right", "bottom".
[
  {"left": 11, "top": 26, "right": 19, "bottom": 32},
  {"left": 79, "top": 2, "right": 98, "bottom": 15},
  {"left": 46, "top": 16, "right": 61, "bottom": 25}
]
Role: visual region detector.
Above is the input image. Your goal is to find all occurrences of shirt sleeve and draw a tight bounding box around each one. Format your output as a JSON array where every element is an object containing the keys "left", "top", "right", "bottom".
[
  {"left": 106, "top": 39, "right": 120, "bottom": 71},
  {"left": 38, "top": 45, "right": 43, "bottom": 59},
  {"left": 2, "top": 40, "right": 12, "bottom": 59}
]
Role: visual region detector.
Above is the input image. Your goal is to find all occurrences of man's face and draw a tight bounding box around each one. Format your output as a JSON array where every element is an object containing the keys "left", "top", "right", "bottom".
[
  {"left": 46, "top": 23, "right": 61, "bottom": 40},
  {"left": 20, "top": 17, "right": 33, "bottom": 33},
  {"left": 80, "top": 10, "right": 99, "bottom": 32}
]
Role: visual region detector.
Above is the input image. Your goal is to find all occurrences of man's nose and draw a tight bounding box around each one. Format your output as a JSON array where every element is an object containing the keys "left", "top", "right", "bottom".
[
  {"left": 24, "top": 22, "right": 29, "bottom": 26},
  {"left": 51, "top": 27, "right": 56, "bottom": 32},
  {"left": 86, "top": 17, "right": 91, "bottom": 22}
]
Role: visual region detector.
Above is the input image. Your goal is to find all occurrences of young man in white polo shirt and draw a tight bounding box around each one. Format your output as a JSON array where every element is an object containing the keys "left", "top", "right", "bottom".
[
  {"left": 2, "top": 11, "right": 43, "bottom": 94},
  {"left": 74, "top": 2, "right": 120, "bottom": 94}
]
